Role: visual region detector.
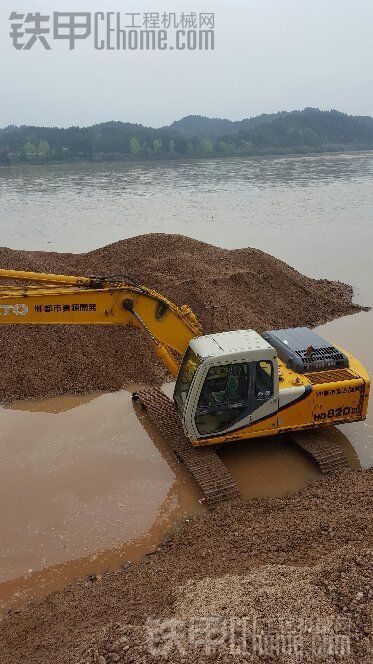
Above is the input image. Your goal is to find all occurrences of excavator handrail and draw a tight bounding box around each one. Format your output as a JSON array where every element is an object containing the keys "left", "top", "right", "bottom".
[
  {"left": 0, "top": 268, "right": 94, "bottom": 287},
  {"left": 0, "top": 268, "right": 141, "bottom": 289}
]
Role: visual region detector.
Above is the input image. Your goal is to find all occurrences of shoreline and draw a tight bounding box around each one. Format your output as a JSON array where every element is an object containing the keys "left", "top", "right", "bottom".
[{"left": 1, "top": 148, "right": 373, "bottom": 171}]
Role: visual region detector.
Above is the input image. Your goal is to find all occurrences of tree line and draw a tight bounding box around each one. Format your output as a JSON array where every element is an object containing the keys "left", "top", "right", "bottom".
[{"left": 1, "top": 108, "right": 372, "bottom": 165}]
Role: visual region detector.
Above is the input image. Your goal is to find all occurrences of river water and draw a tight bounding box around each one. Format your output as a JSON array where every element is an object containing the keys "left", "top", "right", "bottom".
[
  {"left": 0, "top": 153, "right": 372, "bottom": 609},
  {"left": 1, "top": 154, "right": 372, "bottom": 302}
]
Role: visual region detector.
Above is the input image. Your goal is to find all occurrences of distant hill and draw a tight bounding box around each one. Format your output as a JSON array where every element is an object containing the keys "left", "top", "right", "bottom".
[
  {"left": 1, "top": 108, "right": 372, "bottom": 165},
  {"left": 168, "top": 115, "right": 235, "bottom": 138},
  {"left": 168, "top": 111, "right": 290, "bottom": 138},
  {"left": 223, "top": 108, "right": 373, "bottom": 154}
]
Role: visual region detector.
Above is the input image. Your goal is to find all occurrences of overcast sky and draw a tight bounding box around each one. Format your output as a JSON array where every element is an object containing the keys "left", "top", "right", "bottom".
[{"left": 0, "top": 0, "right": 372, "bottom": 127}]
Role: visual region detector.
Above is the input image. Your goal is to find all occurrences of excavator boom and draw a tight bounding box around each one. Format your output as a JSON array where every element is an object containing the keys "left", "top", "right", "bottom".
[{"left": 0, "top": 268, "right": 202, "bottom": 377}]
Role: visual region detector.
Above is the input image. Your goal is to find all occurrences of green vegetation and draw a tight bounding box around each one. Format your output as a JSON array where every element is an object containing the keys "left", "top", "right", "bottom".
[{"left": 1, "top": 108, "right": 373, "bottom": 166}]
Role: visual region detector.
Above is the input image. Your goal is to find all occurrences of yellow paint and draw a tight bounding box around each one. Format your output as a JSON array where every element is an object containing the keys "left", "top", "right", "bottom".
[
  {"left": 192, "top": 357, "right": 370, "bottom": 446},
  {"left": 0, "top": 270, "right": 201, "bottom": 360}
]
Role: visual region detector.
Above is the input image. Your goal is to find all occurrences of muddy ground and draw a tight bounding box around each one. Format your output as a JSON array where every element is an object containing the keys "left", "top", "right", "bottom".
[
  {"left": 0, "top": 235, "right": 371, "bottom": 663},
  {"left": 0, "top": 233, "right": 362, "bottom": 402},
  {"left": 1, "top": 470, "right": 373, "bottom": 663}
]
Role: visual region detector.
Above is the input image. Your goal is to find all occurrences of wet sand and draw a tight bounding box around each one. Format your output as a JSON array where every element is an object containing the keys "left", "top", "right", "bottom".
[{"left": 2, "top": 469, "right": 373, "bottom": 663}]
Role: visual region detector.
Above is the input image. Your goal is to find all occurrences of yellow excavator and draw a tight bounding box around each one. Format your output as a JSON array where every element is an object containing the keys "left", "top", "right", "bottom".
[{"left": 0, "top": 268, "right": 370, "bottom": 504}]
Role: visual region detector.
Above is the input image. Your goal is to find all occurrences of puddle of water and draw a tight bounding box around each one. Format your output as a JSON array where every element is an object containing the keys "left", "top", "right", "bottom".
[
  {"left": 6, "top": 392, "right": 102, "bottom": 413},
  {"left": 219, "top": 426, "right": 361, "bottom": 501},
  {"left": 220, "top": 437, "right": 322, "bottom": 498},
  {"left": 0, "top": 386, "right": 204, "bottom": 611}
]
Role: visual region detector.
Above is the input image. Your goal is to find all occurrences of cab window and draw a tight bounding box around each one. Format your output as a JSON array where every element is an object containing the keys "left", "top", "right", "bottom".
[
  {"left": 195, "top": 363, "right": 249, "bottom": 435},
  {"left": 174, "top": 348, "right": 201, "bottom": 414},
  {"left": 255, "top": 361, "right": 273, "bottom": 399}
]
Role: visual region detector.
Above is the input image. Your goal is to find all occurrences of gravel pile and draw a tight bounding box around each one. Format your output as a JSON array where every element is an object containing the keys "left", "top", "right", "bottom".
[{"left": 0, "top": 234, "right": 362, "bottom": 402}]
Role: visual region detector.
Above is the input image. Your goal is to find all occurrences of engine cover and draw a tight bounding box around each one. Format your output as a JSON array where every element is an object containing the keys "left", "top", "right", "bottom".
[{"left": 262, "top": 327, "right": 349, "bottom": 373}]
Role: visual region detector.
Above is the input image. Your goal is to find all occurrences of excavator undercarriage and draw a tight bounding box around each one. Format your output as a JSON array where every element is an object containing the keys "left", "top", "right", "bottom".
[{"left": 134, "top": 387, "right": 351, "bottom": 508}]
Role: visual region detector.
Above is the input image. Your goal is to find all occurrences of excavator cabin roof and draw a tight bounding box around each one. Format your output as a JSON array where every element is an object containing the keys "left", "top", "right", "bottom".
[{"left": 189, "top": 329, "right": 274, "bottom": 360}]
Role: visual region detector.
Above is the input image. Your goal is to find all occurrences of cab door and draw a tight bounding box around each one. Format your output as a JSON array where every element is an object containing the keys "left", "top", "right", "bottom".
[
  {"left": 248, "top": 360, "right": 278, "bottom": 424},
  {"left": 188, "top": 359, "right": 278, "bottom": 439},
  {"left": 194, "top": 362, "right": 250, "bottom": 436}
]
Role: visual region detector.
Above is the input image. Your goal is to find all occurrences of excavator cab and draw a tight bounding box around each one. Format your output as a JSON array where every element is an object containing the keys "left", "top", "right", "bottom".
[{"left": 174, "top": 330, "right": 279, "bottom": 442}]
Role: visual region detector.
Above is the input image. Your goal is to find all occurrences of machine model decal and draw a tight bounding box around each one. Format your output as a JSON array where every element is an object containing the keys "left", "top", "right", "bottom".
[
  {"left": 0, "top": 303, "right": 28, "bottom": 316},
  {"left": 314, "top": 405, "right": 360, "bottom": 421}
]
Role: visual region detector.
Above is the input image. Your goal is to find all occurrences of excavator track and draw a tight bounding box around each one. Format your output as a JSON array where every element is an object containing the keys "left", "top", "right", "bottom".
[
  {"left": 288, "top": 429, "right": 350, "bottom": 474},
  {"left": 133, "top": 387, "right": 241, "bottom": 509}
]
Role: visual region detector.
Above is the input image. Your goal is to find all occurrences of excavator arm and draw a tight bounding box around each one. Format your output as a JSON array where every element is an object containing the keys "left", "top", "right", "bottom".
[{"left": 0, "top": 268, "right": 202, "bottom": 377}]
